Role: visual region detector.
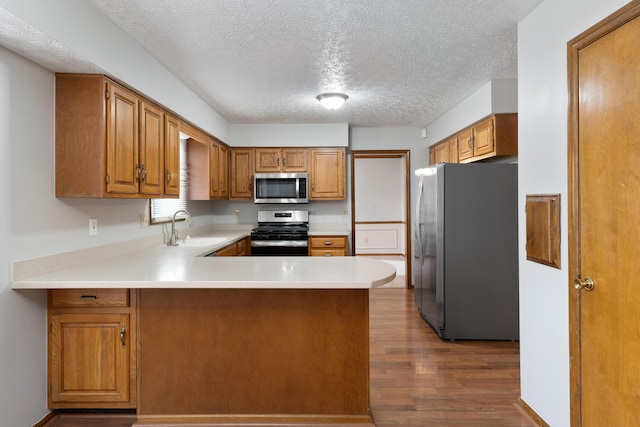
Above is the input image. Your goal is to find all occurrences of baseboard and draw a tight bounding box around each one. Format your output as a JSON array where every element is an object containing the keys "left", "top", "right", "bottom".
[
  {"left": 33, "top": 411, "right": 57, "bottom": 427},
  {"left": 516, "top": 397, "right": 550, "bottom": 427}
]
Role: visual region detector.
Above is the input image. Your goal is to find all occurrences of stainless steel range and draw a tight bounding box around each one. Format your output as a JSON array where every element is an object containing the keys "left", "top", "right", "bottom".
[{"left": 250, "top": 210, "right": 309, "bottom": 256}]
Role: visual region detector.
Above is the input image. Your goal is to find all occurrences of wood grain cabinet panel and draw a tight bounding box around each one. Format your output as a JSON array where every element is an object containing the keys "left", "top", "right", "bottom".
[
  {"left": 457, "top": 128, "right": 474, "bottom": 161},
  {"left": 309, "top": 235, "right": 348, "bottom": 256},
  {"left": 48, "top": 289, "right": 136, "bottom": 409},
  {"left": 255, "top": 148, "right": 307, "bottom": 172},
  {"left": 230, "top": 148, "right": 255, "bottom": 199},
  {"left": 164, "top": 114, "right": 181, "bottom": 197},
  {"left": 55, "top": 74, "right": 179, "bottom": 198},
  {"left": 209, "top": 138, "right": 229, "bottom": 200},
  {"left": 215, "top": 237, "right": 251, "bottom": 256},
  {"left": 309, "top": 148, "right": 346, "bottom": 200}
]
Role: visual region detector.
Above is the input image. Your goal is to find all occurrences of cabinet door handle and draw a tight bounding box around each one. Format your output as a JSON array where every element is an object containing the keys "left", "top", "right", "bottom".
[
  {"left": 135, "top": 164, "right": 141, "bottom": 182},
  {"left": 166, "top": 170, "right": 172, "bottom": 183},
  {"left": 277, "top": 158, "right": 280, "bottom": 167},
  {"left": 140, "top": 165, "right": 147, "bottom": 182},
  {"left": 120, "top": 325, "right": 126, "bottom": 347}
]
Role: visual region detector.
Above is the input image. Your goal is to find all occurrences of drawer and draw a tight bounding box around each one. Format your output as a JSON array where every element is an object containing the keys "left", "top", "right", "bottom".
[
  {"left": 310, "top": 249, "right": 348, "bottom": 257},
  {"left": 50, "top": 289, "right": 129, "bottom": 308},
  {"left": 309, "top": 236, "right": 347, "bottom": 249}
]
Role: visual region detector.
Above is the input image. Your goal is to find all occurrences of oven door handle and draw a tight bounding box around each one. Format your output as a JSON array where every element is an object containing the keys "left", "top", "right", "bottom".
[{"left": 251, "top": 240, "right": 308, "bottom": 248}]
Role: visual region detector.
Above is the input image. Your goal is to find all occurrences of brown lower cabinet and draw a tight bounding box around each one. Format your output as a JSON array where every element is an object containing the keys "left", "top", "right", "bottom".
[
  {"left": 48, "top": 289, "right": 136, "bottom": 409},
  {"left": 214, "top": 237, "right": 250, "bottom": 256},
  {"left": 309, "top": 235, "right": 348, "bottom": 256}
]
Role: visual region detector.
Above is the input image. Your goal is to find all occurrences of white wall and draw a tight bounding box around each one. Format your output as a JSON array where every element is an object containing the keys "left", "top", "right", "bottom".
[
  {"left": 425, "top": 79, "right": 518, "bottom": 145},
  {"left": 230, "top": 123, "right": 349, "bottom": 147},
  {"left": 0, "top": 0, "right": 230, "bottom": 143},
  {"left": 517, "top": 1, "right": 629, "bottom": 425}
]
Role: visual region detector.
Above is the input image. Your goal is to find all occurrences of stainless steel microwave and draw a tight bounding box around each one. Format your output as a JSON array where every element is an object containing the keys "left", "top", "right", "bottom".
[{"left": 254, "top": 172, "right": 309, "bottom": 204}]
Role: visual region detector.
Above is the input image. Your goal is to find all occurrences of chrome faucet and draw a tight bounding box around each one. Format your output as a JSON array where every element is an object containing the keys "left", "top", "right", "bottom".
[{"left": 168, "top": 209, "right": 195, "bottom": 246}]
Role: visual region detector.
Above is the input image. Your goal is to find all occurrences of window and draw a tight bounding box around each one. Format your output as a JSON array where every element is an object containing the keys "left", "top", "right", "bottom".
[{"left": 150, "top": 139, "right": 188, "bottom": 223}]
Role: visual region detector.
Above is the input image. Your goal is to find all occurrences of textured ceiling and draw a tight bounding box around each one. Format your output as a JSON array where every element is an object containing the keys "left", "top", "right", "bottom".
[{"left": 2, "top": 1, "right": 542, "bottom": 127}]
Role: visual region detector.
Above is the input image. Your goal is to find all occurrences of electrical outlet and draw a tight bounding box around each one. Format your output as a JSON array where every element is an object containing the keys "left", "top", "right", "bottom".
[
  {"left": 234, "top": 209, "right": 240, "bottom": 218},
  {"left": 89, "top": 218, "right": 98, "bottom": 236},
  {"left": 140, "top": 213, "right": 149, "bottom": 228}
]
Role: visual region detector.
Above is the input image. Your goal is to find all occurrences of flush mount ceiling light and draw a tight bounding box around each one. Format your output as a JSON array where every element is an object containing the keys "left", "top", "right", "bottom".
[{"left": 316, "top": 93, "right": 349, "bottom": 110}]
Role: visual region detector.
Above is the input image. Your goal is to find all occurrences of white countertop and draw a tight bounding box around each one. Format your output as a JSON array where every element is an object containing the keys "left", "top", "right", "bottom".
[{"left": 11, "top": 231, "right": 395, "bottom": 290}]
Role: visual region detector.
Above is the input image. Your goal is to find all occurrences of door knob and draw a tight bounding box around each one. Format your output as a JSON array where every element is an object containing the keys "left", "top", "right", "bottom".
[{"left": 573, "top": 276, "right": 595, "bottom": 291}]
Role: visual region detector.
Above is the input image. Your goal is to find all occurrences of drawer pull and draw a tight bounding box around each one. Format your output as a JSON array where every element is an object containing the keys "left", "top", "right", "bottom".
[
  {"left": 324, "top": 241, "right": 333, "bottom": 246},
  {"left": 120, "top": 325, "right": 126, "bottom": 347},
  {"left": 324, "top": 253, "right": 332, "bottom": 257},
  {"left": 80, "top": 295, "right": 98, "bottom": 300}
]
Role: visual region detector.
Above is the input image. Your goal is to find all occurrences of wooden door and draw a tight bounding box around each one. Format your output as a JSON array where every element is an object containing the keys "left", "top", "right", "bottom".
[
  {"left": 49, "top": 313, "right": 130, "bottom": 404},
  {"left": 457, "top": 128, "right": 473, "bottom": 161},
  {"left": 106, "top": 83, "right": 139, "bottom": 195},
  {"left": 164, "top": 114, "right": 181, "bottom": 197},
  {"left": 282, "top": 148, "right": 308, "bottom": 171},
  {"left": 230, "top": 148, "right": 254, "bottom": 199},
  {"left": 309, "top": 148, "right": 345, "bottom": 200},
  {"left": 255, "top": 148, "right": 281, "bottom": 172},
  {"left": 472, "top": 117, "right": 494, "bottom": 157},
  {"left": 433, "top": 141, "right": 450, "bottom": 163},
  {"left": 209, "top": 141, "right": 221, "bottom": 199},
  {"left": 218, "top": 143, "right": 229, "bottom": 199},
  {"left": 448, "top": 137, "right": 459, "bottom": 163},
  {"left": 568, "top": 4, "right": 640, "bottom": 426},
  {"left": 107, "top": 83, "right": 139, "bottom": 194},
  {"left": 139, "top": 101, "right": 164, "bottom": 196}
]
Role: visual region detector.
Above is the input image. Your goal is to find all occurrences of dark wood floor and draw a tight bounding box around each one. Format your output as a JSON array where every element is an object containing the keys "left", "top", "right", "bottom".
[
  {"left": 369, "top": 289, "right": 534, "bottom": 427},
  {"left": 44, "top": 288, "right": 535, "bottom": 427}
]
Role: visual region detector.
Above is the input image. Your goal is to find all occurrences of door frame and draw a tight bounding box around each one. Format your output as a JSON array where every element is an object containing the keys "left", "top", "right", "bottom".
[
  {"left": 350, "top": 150, "right": 411, "bottom": 288},
  {"left": 567, "top": 2, "right": 640, "bottom": 425}
]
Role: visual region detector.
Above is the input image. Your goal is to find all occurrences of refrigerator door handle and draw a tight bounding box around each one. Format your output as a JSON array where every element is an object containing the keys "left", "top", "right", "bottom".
[{"left": 415, "top": 175, "right": 425, "bottom": 263}]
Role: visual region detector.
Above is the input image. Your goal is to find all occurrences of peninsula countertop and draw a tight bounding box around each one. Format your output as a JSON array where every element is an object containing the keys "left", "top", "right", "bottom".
[{"left": 11, "top": 230, "right": 395, "bottom": 290}]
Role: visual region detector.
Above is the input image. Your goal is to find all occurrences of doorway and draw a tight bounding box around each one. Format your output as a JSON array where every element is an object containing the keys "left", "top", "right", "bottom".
[
  {"left": 568, "top": 2, "right": 640, "bottom": 425},
  {"left": 351, "top": 150, "right": 411, "bottom": 288}
]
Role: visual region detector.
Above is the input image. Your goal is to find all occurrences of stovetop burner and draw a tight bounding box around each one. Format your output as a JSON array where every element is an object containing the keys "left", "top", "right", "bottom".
[{"left": 251, "top": 210, "right": 309, "bottom": 242}]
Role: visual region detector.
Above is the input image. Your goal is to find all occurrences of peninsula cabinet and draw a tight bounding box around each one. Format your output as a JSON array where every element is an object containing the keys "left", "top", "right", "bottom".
[
  {"left": 230, "top": 148, "right": 255, "bottom": 199},
  {"left": 309, "top": 147, "right": 346, "bottom": 200},
  {"left": 55, "top": 74, "right": 178, "bottom": 198},
  {"left": 255, "top": 148, "right": 308, "bottom": 172},
  {"left": 48, "top": 289, "right": 136, "bottom": 409}
]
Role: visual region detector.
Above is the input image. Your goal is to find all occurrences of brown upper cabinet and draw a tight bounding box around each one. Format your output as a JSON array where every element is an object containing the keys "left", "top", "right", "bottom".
[
  {"left": 210, "top": 138, "right": 229, "bottom": 200},
  {"left": 430, "top": 113, "right": 518, "bottom": 164},
  {"left": 255, "top": 148, "right": 308, "bottom": 172},
  {"left": 55, "top": 74, "right": 178, "bottom": 198},
  {"left": 309, "top": 147, "right": 346, "bottom": 200},
  {"left": 164, "top": 114, "right": 181, "bottom": 197},
  {"left": 230, "top": 148, "right": 255, "bottom": 200}
]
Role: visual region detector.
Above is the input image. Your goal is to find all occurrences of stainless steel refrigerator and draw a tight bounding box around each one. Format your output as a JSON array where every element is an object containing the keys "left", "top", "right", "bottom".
[{"left": 414, "top": 163, "right": 519, "bottom": 340}]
